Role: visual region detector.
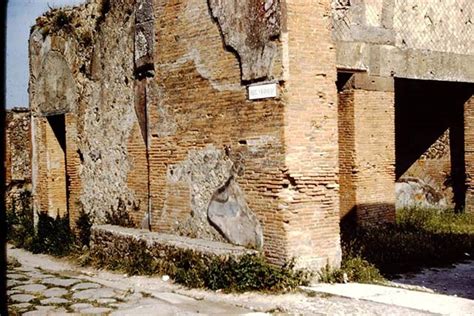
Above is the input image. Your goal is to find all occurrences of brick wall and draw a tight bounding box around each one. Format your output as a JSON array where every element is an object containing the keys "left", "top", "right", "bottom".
[
  {"left": 338, "top": 75, "right": 396, "bottom": 225},
  {"left": 65, "top": 113, "right": 81, "bottom": 226},
  {"left": 149, "top": 0, "right": 287, "bottom": 262},
  {"left": 282, "top": 0, "right": 341, "bottom": 268},
  {"left": 44, "top": 116, "right": 68, "bottom": 217},
  {"left": 466, "top": 95, "right": 474, "bottom": 213}
]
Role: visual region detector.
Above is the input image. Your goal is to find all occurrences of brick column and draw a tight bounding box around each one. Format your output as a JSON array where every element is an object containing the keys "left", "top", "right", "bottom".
[
  {"left": 338, "top": 73, "right": 396, "bottom": 225},
  {"left": 282, "top": 0, "right": 341, "bottom": 269},
  {"left": 465, "top": 95, "right": 474, "bottom": 213}
]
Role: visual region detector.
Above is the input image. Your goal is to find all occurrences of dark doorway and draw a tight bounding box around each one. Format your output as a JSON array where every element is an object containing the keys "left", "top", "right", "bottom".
[
  {"left": 45, "top": 114, "right": 68, "bottom": 217},
  {"left": 395, "top": 78, "right": 472, "bottom": 211}
]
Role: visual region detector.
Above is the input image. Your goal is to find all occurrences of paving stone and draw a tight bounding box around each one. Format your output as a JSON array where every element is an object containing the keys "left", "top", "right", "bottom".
[
  {"left": 72, "top": 288, "right": 117, "bottom": 300},
  {"left": 15, "top": 267, "right": 37, "bottom": 273},
  {"left": 8, "top": 290, "right": 22, "bottom": 296},
  {"left": 23, "top": 307, "right": 67, "bottom": 316},
  {"left": 8, "top": 273, "right": 28, "bottom": 280},
  {"left": 10, "top": 302, "right": 31, "bottom": 310},
  {"left": 81, "top": 307, "right": 112, "bottom": 314},
  {"left": 43, "top": 287, "right": 68, "bottom": 297},
  {"left": 7, "top": 279, "right": 22, "bottom": 288},
  {"left": 71, "top": 303, "right": 94, "bottom": 311},
  {"left": 13, "top": 284, "right": 47, "bottom": 293},
  {"left": 40, "top": 297, "right": 69, "bottom": 305},
  {"left": 97, "top": 298, "right": 117, "bottom": 304},
  {"left": 26, "top": 272, "right": 55, "bottom": 279},
  {"left": 71, "top": 282, "right": 102, "bottom": 291},
  {"left": 10, "top": 294, "right": 36, "bottom": 303},
  {"left": 42, "top": 277, "right": 80, "bottom": 287}
]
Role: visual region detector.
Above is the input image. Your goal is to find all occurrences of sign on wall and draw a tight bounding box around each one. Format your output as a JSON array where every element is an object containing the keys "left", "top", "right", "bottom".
[{"left": 248, "top": 82, "right": 278, "bottom": 100}]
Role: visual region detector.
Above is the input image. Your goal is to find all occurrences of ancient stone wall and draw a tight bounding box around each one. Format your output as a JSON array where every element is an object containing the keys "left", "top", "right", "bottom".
[
  {"left": 149, "top": 0, "right": 286, "bottom": 259},
  {"left": 5, "top": 108, "right": 32, "bottom": 212},
  {"left": 30, "top": 0, "right": 146, "bottom": 224},
  {"left": 333, "top": 0, "right": 474, "bottom": 83},
  {"left": 30, "top": 0, "right": 342, "bottom": 269}
]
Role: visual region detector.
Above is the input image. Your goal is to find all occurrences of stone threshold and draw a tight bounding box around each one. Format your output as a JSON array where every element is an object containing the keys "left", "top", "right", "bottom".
[{"left": 91, "top": 225, "right": 257, "bottom": 257}]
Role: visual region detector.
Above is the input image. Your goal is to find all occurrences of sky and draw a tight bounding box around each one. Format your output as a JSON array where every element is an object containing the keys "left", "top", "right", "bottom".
[{"left": 6, "top": 0, "right": 86, "bottom": 108}]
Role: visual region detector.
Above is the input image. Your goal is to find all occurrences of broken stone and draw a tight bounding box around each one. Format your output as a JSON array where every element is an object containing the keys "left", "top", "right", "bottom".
[{"left": 208, "top": 178, "right": 263, "bottom": 249}]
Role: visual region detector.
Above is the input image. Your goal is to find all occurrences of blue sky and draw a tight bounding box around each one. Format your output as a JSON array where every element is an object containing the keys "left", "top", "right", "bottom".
[{"left": 6, "top": 0, "right": 86, "bottom": 108}]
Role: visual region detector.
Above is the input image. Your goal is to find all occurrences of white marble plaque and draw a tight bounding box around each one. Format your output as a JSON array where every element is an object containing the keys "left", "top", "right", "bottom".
[{"left": 248, "top": 83, "right": 278, "bottom": 100}]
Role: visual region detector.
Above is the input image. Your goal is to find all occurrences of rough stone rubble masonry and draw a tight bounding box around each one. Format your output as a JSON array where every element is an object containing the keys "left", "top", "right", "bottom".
[
  {"left": 25, "top": 0, "right": 473, "bottom": 271},
  {"left": 5, "top": 108, "right": 32, "bottom": 212}
]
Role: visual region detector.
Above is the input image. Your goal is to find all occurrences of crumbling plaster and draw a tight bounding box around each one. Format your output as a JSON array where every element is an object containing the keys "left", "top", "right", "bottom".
[{"left": 29, "top": 0, "right": 144, "bottom": 222}]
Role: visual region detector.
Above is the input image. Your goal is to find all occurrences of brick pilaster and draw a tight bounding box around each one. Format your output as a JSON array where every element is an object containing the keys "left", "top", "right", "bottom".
[
  {"left": 465, "top": 95, "right": 474, "bottom": 212},
  {"left": 338, "top": 73, "right": 396, "bottom": 225}
]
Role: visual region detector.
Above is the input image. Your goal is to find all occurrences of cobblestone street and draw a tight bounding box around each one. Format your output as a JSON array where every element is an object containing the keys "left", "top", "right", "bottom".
[{"left": 7, "top": 245, "right": 438, "bottom": 315}]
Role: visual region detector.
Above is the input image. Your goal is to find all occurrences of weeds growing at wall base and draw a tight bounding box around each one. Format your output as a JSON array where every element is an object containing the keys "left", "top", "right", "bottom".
[
  {"left": 340, "top": 207, "right": 474, "bottom": 278},
  {"left": 89, "top": 234, "right": 311, "bottom": 293}
]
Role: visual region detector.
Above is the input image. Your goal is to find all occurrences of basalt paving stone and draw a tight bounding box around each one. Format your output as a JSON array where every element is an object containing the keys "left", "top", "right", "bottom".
[
  {"left": 7, "top": 279, "right": 23, "bottom": 288},
  {"left": 10, "top": 302, "right": 31, "bottom": 310},
  {"left": 23, "top": 307, "right": 68, "bottom": 316},
  {"left": 8, "top": 290, "right": 22, "bottom": 296},
  {"left": 14, "top": 267, "right": 38, "bottom": 273},
  {"left": 26, "top": 272, "right": 56, "bottom": 279},
  {"left": 42, "top": 277, "right": 80, "bottom": 287},
  {"left": 43, "top": 287, "right": 69, "bottom": 298},
  {"left": 97, "top": 298, "right": 117, "bottom": 304},
  {"left": 80, "top": 307, "right": 113, "bottom": 314},
  {"left": 71, "top": 282, "right": 102, "bottom": 291},
  {"left": 72, "top": 288, "right": 117, "bottom": 300},
  {"left": 7, "top": 273, "right": 29, "bottom": 280},
  {"left": 40, "top": 297, "right": 69, "bottom": 305},
  {"left": 13, "top": 284, "right": 48, "bottom": 293},
  {"left": 71, "top": 303, "right": 94, "bottom": 311},
  {"left": 10, "top": 294, "right": 36, "bottom": 303}
]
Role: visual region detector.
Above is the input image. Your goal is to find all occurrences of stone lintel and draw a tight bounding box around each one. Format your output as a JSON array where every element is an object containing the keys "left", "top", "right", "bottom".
[{"left": 341, "top": 72, "right": 394, "bottom": 92}]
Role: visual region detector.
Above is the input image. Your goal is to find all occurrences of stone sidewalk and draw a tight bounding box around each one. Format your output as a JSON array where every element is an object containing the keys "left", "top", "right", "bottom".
[
  {"left": 7, "top": 245, "right": 443, "bottom": 315},
  {"left": 303, "top": 283, "right": 474, "bottom": 316}
]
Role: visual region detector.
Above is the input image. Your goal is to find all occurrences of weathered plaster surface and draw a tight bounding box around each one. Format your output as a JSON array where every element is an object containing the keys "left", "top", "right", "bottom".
[{"left": 208, "top": 0, "right": 281, "bottom": 81}]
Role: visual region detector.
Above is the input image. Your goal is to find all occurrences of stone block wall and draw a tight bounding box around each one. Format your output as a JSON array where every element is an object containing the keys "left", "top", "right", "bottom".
[{"left": 333, "top": 0, "right": 474, "bottom": 83}]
